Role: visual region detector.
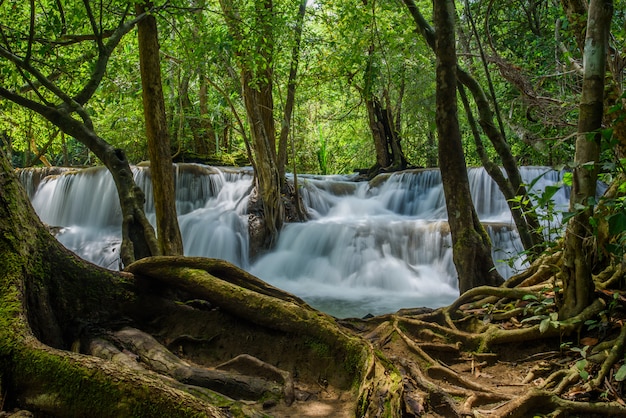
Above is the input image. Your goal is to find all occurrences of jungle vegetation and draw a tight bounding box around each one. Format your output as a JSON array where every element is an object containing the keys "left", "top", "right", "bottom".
[{"left": 1, "top": 0, "right": 626, "bottom": 416}]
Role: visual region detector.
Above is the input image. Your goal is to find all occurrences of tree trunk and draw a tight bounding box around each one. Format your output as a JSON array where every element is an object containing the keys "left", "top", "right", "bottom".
[
  {"left": 219, "top": 0, "right": 285, "bottom": 247},
  {"left": 0, "top": 148, "right": 224, "bottom": 416},
  {"left": 1, "top": 97, "right": 160, "bottom": 265},
  {"left": 403, "top": 0, "right": 545, "bottom": 257},
  {"left": 278, "top": 0, "right": 306, "bottom": 184},
  {"left": 365, "top": 93, "right": 408, "bottom": 174},
  {"left": 0, "top": 147, "right": 402, "bottom": 417},
  {"left": 560, "top": 0, "right": 613, "bottom": 319},
  {"left": 433, "top": 0, "right": 503, "bottom": 293},
  {"left": 363, "top": 46, "right": 408, "bottom": 175},
  {"left": 199, "top": 74, "right": 218, "bottom": 155},
  {"left": 366, "top": 95, "right": 392, "bottom": 169},
  {"left": 136, "top": 1, "right": 184, "bottom": 256}
]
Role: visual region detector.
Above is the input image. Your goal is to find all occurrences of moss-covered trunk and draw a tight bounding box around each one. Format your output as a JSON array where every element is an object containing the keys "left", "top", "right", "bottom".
[
  {"left": 433, "top": 0, "right": 503, "bottom": 293},
  {"left": 560, "top": 0, "right": 613, "bottom": 319},
  {"left": 0, "top": 148, "right": 404, "bottom": 417},
  {"left": 0, "top": 149, "right": 222, "bottom": 416},
  {"left": 136, "top": 0, "right": 184, "bottom": 257}
]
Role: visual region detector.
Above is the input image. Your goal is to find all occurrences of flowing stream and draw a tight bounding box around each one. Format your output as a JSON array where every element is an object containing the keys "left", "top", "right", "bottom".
[{"left": 20, "top": 164, "right": 569, "bottom": 318}]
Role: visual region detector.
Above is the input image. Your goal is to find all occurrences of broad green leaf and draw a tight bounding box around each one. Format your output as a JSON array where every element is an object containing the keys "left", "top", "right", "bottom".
[
  {"left": 608, "top": 212, "right": 626, "bottom": 235},
  {"left": 615, "top": 364, "right": 626, "bottom": 381}
]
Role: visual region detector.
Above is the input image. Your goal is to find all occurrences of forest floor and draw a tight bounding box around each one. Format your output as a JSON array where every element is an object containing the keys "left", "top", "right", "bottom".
[
  {"left": 262, "top": 310, "right": 622, "bottom": 417},
  {"left": 264, "top": 315, "right": 624, "bottom": 417}
]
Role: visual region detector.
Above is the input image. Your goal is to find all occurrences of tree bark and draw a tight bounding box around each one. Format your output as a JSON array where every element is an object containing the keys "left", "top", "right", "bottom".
[
  {"left": 0, "top": 149, "right": 224, "bottom": 417},
  {"left": 278, "top": 0, "right": 307, "bottom": 184},
  {"left": 219, "top": 0, "right": 285, "bottom": 247},
  {"left": 0, "top": 4, "right": 159, "bottom": 265},
  {"left": 433, "top": 0, "right": 503, "bottom": 293},
  {"left": 560, "top": 0, "right": 613, "bottom": 319},
  {"left": 136, "top": 1, "right": 184, "bottom": 256},
  {"left": 363, "top": 47, "right": 408, "bottom": 175},
  {"left": 402, "top": 0, "right": 544, "bottom": 257}
]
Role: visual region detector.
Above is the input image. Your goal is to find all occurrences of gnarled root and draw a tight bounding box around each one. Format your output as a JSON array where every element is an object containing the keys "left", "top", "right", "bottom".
[{"left": 89, "top": 327, "right": 290, "bottom": 403}]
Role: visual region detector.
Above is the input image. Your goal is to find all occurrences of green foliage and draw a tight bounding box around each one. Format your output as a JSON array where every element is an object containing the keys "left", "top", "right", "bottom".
[
  {"left": 0, "top": 0, "right": 619, "bottom": 179},
  {"left": 520, "top": 291, "right": 560, "bottom": 334}
]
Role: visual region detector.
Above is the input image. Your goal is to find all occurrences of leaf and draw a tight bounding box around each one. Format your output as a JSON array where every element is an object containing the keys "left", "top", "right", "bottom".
[
  {"left": 539, "top": 317, "right": 550, "bottom": 334},
  {"left": 538, "top": 185, "right": 560, "bottom": 205},
  {"left": 562, "top": 172, "right": 573, "bottom": 187},
  {"left": 608, "top": 212, "right": 626, "bottom": 235},
  {"left": 615, "top": 364, "right": 626, "bottom": 382},
  {"left": 521, "top": 315, "right": 544, "bottom": 323},
  {"left": 576, "top": 359, "right": 589, "bottom": 380}
]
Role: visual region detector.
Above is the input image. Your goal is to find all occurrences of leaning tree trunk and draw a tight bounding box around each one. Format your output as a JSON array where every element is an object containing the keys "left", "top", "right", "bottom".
[
  {"left": 277, "top": 0, "right": 307, "bottom": 184},
  {"left": 220, "top": 0, "right": 286, "bottom": 247},
  {"left": 560, "top": 0, "right": 613, "bottom": 319},
  {"left": 0, "top": 103, "right": 159, "bottom": 265},
  {"left": 0, "top": 149, "right": 224, "bottom": 416},
  {"left": 0, "top": 147, "right": 405, "bottom": 417},
  {"left": 434, "top": 0, "right": 503, "bottom": 293},
  {"left": 136, "top": 1, "right": 184, "bottom": 257},
  {"left": 32, "top": 105, "right": 160, "bottom": 265},
  {"left": 403, "top": 0, "right": 544, "bottom": 257}
]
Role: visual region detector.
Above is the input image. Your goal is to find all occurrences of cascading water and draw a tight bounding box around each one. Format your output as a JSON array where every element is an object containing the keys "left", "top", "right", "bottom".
[{"left": 21, "top": 164, "right": 570, "bottom": 318}]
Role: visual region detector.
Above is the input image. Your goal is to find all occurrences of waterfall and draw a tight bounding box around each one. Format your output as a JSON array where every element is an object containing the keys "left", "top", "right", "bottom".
[{"left": 23, "top": 164, "right": 570, "bottom": 318}]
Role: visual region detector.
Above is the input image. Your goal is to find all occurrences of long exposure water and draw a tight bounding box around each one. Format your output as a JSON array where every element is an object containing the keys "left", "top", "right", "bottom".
[{"left": 20, "top": 165, "right": 569, "bottom": 318}]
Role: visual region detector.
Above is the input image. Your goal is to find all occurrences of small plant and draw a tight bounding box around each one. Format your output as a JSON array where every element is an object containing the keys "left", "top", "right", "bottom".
[
  {"left": 570, "top": 345, "right": 590, "bottom": 381},
  {"left": 520, "top": 292, "right": 560, "bottom": 334}
]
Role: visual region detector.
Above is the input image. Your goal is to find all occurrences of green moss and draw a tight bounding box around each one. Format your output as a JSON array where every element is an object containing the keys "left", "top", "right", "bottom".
[
  {"left": 343, "top": 342, "right": 366, "bottom": 378},
  {"left": 306, "top": 340, "right": 331, "bottom": 358},
  {"left": 13, "top": 348, "right": 210, "bottom": 417}
]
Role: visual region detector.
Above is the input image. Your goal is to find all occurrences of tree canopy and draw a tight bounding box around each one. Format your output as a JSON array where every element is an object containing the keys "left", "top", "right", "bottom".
[{"left": 2, "top": 0, "right": 626, "bottom": 416}]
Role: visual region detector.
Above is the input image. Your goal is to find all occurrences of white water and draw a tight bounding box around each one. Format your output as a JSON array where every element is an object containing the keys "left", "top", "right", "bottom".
[{"left": 21, "top": 164, "right": 569, "bottom": 318}]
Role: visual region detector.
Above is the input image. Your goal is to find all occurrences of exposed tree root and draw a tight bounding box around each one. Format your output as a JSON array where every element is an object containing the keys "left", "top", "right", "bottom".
[
  {"left": 495, "top": 388, "right": 626, "bottom": 418},
  {"left": 336, "top": 254, "right": 626, "bottom": 416},
  {"left": 4, "top": 148, "right": 626, "bottom": 417}
]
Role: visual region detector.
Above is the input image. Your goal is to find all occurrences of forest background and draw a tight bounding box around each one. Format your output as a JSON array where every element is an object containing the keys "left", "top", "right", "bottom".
[
  {"left": 3, "top": 0, "right": 608, "bottom": 174},
  {"left": 2, "top": 0, "right": 626, "bottom": 416}
]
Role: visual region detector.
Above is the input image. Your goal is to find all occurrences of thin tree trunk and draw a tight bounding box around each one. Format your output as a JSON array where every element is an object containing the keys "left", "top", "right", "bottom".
[
  {"left": 199, "top": 74, "right": 218, "bottom": 154},
  {"left": 136, "top": 1, "right": 183, "bottom": 256},
  {"left": 560, "top": 0, "right": 613, "bottom": 319},
  {"left": 219, "top": 0, "right": 285, "bottom": 247},
  {"left": 278, "top": 0, "right": 306, "bottom": 184},
  {"left": 403, "top": 0, "right": 544, "bottom": 256},
  {"left": 433, "top": 0, "right": 503, "bottom": 293},
  {"left": 0, "top": 87, "right": 160, "bottom": 264}
]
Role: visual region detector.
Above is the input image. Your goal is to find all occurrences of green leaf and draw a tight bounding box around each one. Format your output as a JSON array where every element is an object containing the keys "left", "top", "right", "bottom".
[
  {"left": 521, "top": 315, "right": 544, "bottom": 323},
  {"left": 562, "top": 172, "right": 573, "bottom": 187},
  {"left": 615, "top": 364, "right": 626, "bottom": 382},
  {"left": 539, "top": 318, "right": 550, "bottom": 333},
  {"left": 538, "top": 185, "right": 560, "bottom": 205},
  {"left": 608, "top": 212, "right": 626, "bottom": 235}
]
